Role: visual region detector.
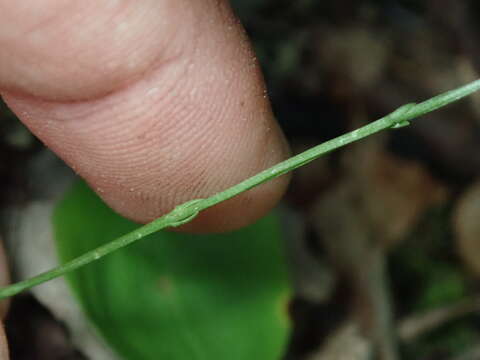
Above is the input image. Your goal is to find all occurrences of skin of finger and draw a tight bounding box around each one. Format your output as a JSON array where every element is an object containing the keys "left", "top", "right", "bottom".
[
  {"left": 0, "top": 0, "right": 188, "bottom": 101},
  {"left": 0, "top": 0, "right": 291, "bottom": 232}
]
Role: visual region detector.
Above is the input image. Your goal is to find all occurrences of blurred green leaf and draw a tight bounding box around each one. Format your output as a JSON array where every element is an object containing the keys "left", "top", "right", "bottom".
[
  {"left": 416, "top": 266, "right": 466, "bottom": 311},
  {"left": 54, "top": 180, "right": 291, "bottom": 360}
]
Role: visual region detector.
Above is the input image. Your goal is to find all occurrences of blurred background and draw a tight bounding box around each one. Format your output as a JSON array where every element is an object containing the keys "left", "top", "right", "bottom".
[{"left": 2, "top": 0, "right": 480, "bottom": 359}]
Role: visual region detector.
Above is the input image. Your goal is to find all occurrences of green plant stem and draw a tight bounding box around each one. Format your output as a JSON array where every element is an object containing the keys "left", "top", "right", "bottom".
[{"left": 1, "top": 79, "right": 479, "bottom": 300}]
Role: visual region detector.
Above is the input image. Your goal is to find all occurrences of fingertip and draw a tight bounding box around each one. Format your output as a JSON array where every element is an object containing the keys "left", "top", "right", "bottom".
[{"left": 1, "top": 0, "right": 291, "bottom": 233}]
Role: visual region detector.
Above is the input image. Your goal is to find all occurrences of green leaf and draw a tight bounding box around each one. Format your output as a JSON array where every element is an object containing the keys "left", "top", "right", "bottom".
[{"left": 54, "top": 180, "right": 291, "bottom": 360}]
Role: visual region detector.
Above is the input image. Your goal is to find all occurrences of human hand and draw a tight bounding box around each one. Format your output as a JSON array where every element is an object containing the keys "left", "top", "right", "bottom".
[
  {"left": 0, "top": 0, "right": 290, "bottom": 234},
  {"left": 0, "top": 1, "right": 291, "bottom": 356}
]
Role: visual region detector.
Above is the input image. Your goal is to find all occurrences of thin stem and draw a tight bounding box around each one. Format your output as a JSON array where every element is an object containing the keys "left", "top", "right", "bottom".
[{"left": 1, "top": 79, "right": 479, "bottom": 299}]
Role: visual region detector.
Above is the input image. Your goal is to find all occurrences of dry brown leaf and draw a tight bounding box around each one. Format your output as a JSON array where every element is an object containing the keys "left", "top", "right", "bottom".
[
  {"left": 3, "top": 151, "right": 117, "bottom": 359},
  {"left": 310, "top": 182, "right": 371, "bottom": 274},
  {"left": 315, "top": 26, "right": 390, "bottom": 91},
  {"left": 398, "top": 296, "right": 480, "bottom": 342},
  {"left": 281, "top": 207, "right": 334, "bottom": 304},
  {"left": 343, "top": 139, "right": 447, "bottom": 248},
  {"left": 309, "top": 139, "right": 446, "bottom": 360},
  {"left": 310, "top": 182, "right": 399, "bottom": 360},
  {"left": 307, "top": 322, "right": 371, "bottom": 360},
  {"left": 453, "top": 180, "right": 480, "bottom": 276}
]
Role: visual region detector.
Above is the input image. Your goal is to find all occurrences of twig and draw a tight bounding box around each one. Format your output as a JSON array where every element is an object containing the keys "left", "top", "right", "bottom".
[
  {"left": 0, "top": 79, "right": 479, "bottom": 299},
  {"left": 398, "top": 296, "right": 480, "bottom": 342}
]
